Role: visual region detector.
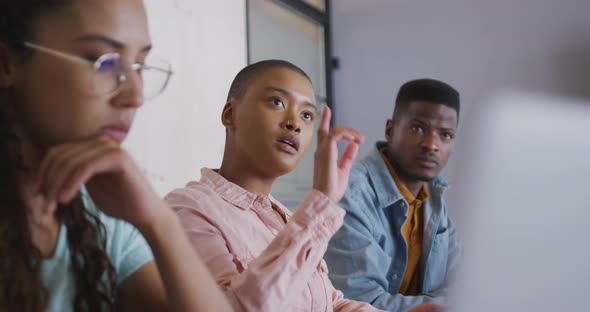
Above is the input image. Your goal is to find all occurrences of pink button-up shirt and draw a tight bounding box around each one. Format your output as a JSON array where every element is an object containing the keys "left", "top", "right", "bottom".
[{"left": 165, "top": 168, "right": 383, "bottom": 312}]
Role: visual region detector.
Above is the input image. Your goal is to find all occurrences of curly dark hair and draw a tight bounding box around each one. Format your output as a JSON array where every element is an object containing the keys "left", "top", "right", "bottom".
[{"left": 0, "top": 1, "right": 118, "bottom": 311}]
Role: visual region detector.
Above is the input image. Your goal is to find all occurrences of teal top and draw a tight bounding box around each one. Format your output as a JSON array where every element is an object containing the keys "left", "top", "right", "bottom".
[{"left": 40, "top": 189, "right": 154, "bottom": 311}]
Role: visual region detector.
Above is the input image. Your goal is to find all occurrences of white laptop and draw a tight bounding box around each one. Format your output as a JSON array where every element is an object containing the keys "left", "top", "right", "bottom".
[{"left": 448, "top": 92, "right": 590, "bottom": 312}]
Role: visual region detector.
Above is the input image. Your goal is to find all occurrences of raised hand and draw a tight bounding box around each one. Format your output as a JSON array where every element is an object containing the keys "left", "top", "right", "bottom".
[{"left": 312, "top": 106, "right": 365, "bottom": 203}]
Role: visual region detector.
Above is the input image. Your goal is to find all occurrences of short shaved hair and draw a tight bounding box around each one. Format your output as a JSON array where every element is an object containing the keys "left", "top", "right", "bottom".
[{"left": 226, "top": 59, "right": 311, "bottom": 102}]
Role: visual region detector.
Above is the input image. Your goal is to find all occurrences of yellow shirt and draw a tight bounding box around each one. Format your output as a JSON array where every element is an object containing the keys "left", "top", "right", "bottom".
[{"left": 379, "top": 148, "right": 430, "bottom": 295}]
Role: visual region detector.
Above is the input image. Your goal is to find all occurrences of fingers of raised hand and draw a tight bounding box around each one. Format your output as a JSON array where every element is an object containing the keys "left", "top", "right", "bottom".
[
  {"left": 338, "top": 142, "right": 359, "bottom": 171},
  {"left": 317, "top": 105, "right": 332, "bottom": 142}
]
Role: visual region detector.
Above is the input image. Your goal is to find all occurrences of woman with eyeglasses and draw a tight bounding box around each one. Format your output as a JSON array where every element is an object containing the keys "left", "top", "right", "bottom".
[{"left": 0, "top": 1, "right": 232, "bottom": 311}]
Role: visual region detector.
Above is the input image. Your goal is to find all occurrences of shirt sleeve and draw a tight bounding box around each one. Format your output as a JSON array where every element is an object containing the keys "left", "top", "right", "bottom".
[
  {"left": 80, "top": 186, "right": 154, "bottom": 286},
  {"left": 325, "top": 185, "right": 441, "bottom": 312},
  {"left": 165, "top": 189, "right": 345, "bottom": 312},
  {"left": 109, "top": 219, "right": 155, "bottom": 285}
]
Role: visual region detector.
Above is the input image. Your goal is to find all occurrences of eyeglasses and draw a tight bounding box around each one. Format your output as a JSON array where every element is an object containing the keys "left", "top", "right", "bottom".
[{"left": 23, "top": 41, "right": 173, "bottom": 100}]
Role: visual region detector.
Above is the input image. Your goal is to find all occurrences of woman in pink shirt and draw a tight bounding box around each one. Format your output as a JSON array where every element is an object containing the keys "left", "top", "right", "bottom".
[{"left": 165, "top": 60, "right": 442, "bottom": 312}]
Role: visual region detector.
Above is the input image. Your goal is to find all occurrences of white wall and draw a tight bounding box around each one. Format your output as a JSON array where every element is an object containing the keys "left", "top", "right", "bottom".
[
  {"left": 123, "top": 0, "right": 247, "bottom": 195},
  {"left": 331, "top": 0, "right": 590, "bottom": 227}
]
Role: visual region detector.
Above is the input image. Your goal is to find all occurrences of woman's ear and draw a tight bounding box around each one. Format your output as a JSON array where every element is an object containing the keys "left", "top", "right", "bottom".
[{"left": 0, "top": 42, "right": 19, "bottom": 88}]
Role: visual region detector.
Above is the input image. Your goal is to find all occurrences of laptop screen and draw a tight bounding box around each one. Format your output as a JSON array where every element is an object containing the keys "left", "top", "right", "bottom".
[{"left": 449, "top": 92, "right": 590, "bottom": 312}]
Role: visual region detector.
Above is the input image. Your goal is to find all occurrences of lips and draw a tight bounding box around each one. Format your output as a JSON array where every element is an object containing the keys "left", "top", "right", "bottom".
[
  {"left": 99, "top": 123, "right": 130, "bottom": 143},
  {"left": 276, "top": 134, "right": 300, "bottom": 155},
  {"left": 415, "top": 155, "right": 439, "bottom": 169}
]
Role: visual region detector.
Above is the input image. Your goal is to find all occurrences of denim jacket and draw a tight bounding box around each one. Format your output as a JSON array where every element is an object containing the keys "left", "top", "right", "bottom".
[{"left": 325, "top": 142, "right": 461, "bottom": 312}]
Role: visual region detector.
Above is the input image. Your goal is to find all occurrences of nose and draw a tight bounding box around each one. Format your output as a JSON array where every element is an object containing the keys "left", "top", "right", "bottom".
[
  {"left": 111, "top": 69, "right": 144, "bottom": 108},
  {"left": 282, "top": 117, "right": 301, "bottom": 134},
  {"left": 421, "top": 131, "right": 440, "bottom": 152}
]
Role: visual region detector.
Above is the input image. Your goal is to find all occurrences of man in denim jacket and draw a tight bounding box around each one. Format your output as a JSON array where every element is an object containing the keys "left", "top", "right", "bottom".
[{"left": 325, "top": 79, "right": 462, "bottom": 312}]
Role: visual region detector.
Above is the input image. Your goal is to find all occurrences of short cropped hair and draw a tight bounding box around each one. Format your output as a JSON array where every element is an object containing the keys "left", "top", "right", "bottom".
[
  {"left": 226, "top": 59, "right": 311, "bottom": 102},
  {"left": 393, "top": 78, "right": 460, "bottom": 120}
]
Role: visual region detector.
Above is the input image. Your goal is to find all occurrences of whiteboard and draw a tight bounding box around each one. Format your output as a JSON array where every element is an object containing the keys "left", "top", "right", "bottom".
[{"left": 123, "top": 0, "right": 247, "bottom": 195}]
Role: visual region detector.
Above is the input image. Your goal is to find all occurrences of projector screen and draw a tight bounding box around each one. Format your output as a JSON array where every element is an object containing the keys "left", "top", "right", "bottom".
[{"left": 123, "top": 0, "right": 247, "bottom": 195}]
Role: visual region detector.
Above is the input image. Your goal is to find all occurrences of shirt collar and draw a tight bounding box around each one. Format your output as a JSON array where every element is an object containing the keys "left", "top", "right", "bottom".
[{"left": 199, "top": 168, "right": 275, "bottom": 211}]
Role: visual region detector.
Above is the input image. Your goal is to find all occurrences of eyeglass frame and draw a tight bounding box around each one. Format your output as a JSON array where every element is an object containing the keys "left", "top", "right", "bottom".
[{"left": 22, "top": 41, "right": 173, "bottom": 99}]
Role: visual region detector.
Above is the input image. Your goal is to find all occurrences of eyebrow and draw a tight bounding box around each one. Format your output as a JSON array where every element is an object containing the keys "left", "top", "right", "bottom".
[
  {"left": 265, "top": 86, "right": 317, "bottom": 112},
  {"left": 410, "top": 118, "right": 456, "bottom": 132},
  {"left": 75, "top": 34, "right": 152, "bottom": 53}
]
